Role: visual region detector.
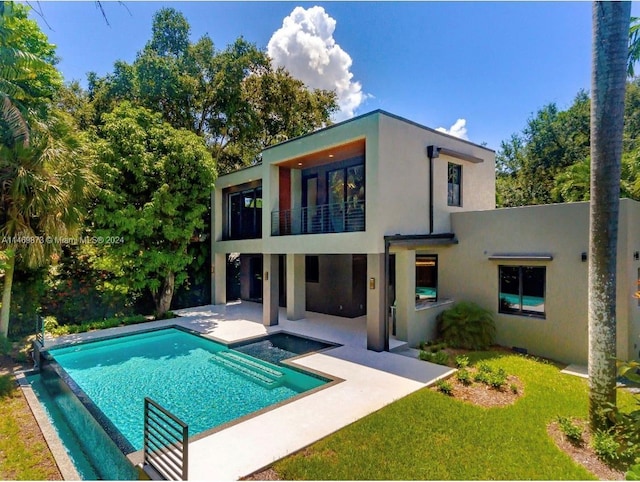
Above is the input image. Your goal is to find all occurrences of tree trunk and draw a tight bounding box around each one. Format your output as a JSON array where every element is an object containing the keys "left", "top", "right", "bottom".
[
  {"left": 154, "top": 271, "right": 175, "bottom": 318},
  {"left": 0, "top": 252, "right": 15, "bottom": 338},
  {"left": 588, "top": 0, "right": 630, "bottom": 432}
]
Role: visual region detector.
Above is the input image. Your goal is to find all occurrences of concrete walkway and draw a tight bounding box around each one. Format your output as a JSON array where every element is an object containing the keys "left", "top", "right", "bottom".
[{"left": 40, "top": 302, "right": 454, "bottom": 480}]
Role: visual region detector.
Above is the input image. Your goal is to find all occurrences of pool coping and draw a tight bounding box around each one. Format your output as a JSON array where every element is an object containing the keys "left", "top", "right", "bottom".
[{"left": 15, "top": 371, "right": 81, "bottom": 481}]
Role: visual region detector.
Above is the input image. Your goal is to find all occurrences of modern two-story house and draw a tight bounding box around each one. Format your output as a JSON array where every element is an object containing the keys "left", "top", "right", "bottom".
[{"left": 211, "top": 110, "right": 640, "bottom": 366}]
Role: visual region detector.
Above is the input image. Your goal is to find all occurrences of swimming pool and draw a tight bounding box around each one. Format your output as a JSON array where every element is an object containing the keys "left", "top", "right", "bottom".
[{"left": 31, "top": 327, "right": 331, "bottom": 478}]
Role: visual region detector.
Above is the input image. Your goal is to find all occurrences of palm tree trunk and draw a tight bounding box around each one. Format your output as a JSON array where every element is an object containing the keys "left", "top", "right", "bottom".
[
  {"left": 588, "top": 0, "right": 631, "bottom": 432},
  {"left": 0, "top": 251, "right": 15, "bottom": 338}
]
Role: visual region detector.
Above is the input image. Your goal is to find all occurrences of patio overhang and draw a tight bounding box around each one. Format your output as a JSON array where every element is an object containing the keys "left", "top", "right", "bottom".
[
  {"left": 385, "top": 233, "right": 458, "bottom": 251},
  {"left": 374, "top": 233, "right": 458, "bottom": 352}
]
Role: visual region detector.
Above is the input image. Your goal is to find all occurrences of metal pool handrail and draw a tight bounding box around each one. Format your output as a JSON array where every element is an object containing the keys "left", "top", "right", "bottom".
[
  {"left": 35, "top": 315, "right": 45, "bottom": 347},
  {"left": 143, "top": 397, "right": 189, "bottom": 481}
]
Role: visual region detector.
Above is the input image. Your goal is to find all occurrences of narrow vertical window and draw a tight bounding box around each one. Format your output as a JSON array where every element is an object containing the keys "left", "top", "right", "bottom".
[
  {"left": 447, "top": 163, "right": 462, "bottom": 207},
  {"left": 306, "top": 256, "right": 319, "bottom": 283},
  {"left": 416, "top": 255, "right": 438, "bottom": 304}
]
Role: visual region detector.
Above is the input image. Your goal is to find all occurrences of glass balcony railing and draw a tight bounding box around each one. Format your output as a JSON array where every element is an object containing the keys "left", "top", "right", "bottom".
[{"left": 271, "top": 200, "right": 365, "bottom": 236}]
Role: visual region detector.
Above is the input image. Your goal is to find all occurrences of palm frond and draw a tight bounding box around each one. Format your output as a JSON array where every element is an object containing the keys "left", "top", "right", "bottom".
[{"left": 1, "top": 94, "right": 28, "bottom": 146}]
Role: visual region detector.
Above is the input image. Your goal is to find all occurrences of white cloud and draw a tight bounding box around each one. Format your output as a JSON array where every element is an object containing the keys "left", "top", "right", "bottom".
[
  {"left": 267, "top": 6, "right": 366, "bottom": 121},
  {"left": 436, "top": 119, "right": 469, "bottom": 140}
]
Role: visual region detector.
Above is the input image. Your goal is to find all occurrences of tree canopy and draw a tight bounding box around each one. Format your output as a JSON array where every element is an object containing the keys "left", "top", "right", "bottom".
[
  {"left": 496, "top": 81, "right": 640, "bottom": 206},
  {"left": 91, "top": 102, "right": 216, "bottom": 316},
  {"left": 86, "top": 7, "right": 338, "bottom": 174}
]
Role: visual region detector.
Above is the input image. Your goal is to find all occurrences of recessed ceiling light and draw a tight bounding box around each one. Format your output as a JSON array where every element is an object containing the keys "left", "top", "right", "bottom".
[
  {"left": 328, "top": 154, "right": 334, "bottom": 158},
  {"left": 298, "top": 162, "right": 303, "bottom": 166}
]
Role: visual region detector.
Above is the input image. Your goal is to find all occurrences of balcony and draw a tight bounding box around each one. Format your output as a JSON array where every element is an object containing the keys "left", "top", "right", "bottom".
[{"left": 271, "top": 200, "right": 365, "bottom": 236}]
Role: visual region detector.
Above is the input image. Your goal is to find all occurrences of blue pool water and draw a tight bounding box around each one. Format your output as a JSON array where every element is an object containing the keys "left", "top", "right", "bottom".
[
  {"left": 499, "top": 293, "right": 544, "bottom": 307},
  {"left": 42, "top": 328, "right": 327, "bottom": 452}
]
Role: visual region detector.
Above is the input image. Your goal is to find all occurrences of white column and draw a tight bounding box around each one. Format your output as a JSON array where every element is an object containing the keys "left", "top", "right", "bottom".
[
  {"left": 366, "top": 253, "right": 386, "bottom": 351},
  {"left": 395, "top": 250, "right": 415, "bottom": 342},
  {"left": 262, "top": 254, "right": 279, "bottom": 326},
  {"left": 212, "top": 252, "right": 226, "bottom": 305},
  {"left": 286, "top": 254, "right": 306, "bottom": 320}
]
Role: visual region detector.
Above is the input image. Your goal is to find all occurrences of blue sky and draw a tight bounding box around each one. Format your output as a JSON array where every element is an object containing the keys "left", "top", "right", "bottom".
[{"left": 28, "top": 1, "right": 640, "bottom": 151}]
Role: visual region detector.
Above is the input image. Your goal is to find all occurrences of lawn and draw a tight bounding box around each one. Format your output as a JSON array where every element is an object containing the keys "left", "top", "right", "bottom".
[
  {"left": 0, "top": 375, "right": 61, "bottom": 480},
  {"left": 273, "top": 352, "right": 638, "bottom": 480}
]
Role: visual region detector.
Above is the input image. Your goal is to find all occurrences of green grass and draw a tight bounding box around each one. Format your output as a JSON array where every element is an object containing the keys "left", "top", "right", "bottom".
[
  {"left": 273, "top": 352, "right": 638, "bottom": 480},
  {"left": 0, "top": 375, "right": 61, "bottom": 480}
]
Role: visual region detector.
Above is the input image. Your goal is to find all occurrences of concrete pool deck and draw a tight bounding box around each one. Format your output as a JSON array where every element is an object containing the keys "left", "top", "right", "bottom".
[{"left": 38, "top": 302, "right": 454, "bottom": 480}]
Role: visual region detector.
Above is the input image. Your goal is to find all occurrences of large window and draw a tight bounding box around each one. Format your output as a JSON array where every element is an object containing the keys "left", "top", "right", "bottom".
[
  {"left": 327, "top": 165, "right": 365, "bottom": 232},
  {"left": 416, "top": 255, "right": 438, "bottom": 304},
  {"left": 448, "top": 163, "right": 462, "bottom": 207},
  {"left": 226, "top": 186, "right": 262, "bottom": 239},
  {"left": 499, "top": 266, "right": 545, "bottom": 318}
]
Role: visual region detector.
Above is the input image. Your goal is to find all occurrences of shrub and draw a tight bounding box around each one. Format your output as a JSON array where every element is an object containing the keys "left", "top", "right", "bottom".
[
  {"left": 0, "top": 374, "right": 14, "bottom": 397},
  {"left": 47, "top": 314, "right": 148, "bottom": 336},
  {"left": 477, "top": 361, "right": 493, "bottom": 373},
  {"left": 626, "top": 459, "right": 640, "bottom": 480},
  {"left": 436, "top": 380, "right": 453, "bottom": 396},
  {"left": 456, "top": 368, "right": 472, "bottom": 386},
  {"left": 455, "top": 355, "right": 469, "bottom": 369},
  {"left": 510, "top": 383, "right": 519, "bottom": 394},
  {"left": 593, "top": 430, "right": 621, "bottom": 463},
  {"left": 556, "top": 416, "right": 583, "bottom": 444},
  {"left": 0, "top": 335, "right": 11, "bottom": 356},
  {"left": 474, "top": 371, "right": 491, "bottom": 384},
  {"left": 436, "top": 301, "right": 496, "bottom": 350},
  {"left": 489, "top": 368, "right": 508, "bottom": 390},
  {"left": 419, "top": 350, "right": 450, "bottom": 366}
]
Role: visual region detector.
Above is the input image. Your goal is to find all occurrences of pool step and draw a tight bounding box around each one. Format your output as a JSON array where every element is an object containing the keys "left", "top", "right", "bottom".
[{"left": 210, "top": 351, "right": 285, "bottom": 389}]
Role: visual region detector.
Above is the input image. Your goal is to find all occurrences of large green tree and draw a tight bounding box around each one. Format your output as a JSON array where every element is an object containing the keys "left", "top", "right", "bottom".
[
  {"left": 496, "top": 92, "right": 591, "bottom": 206},
  {"left": 588, "top": 0, "right": 630, "bottom": 432},
  {"left": 86, "top": 8, "right": 337, "bottom": 174},
  {"left": 91, "top": 103, "right": 216, "bottom": 316}
]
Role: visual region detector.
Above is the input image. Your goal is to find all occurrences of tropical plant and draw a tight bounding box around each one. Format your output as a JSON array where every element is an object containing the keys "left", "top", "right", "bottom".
[
  {"left": 556, "top": 416, "right": 584, "bottom": 444},
  {"left": 629, "top": 16, "right": 640, "bottom": 78},
  {"left": 627, "top": 459, "right": 640, "bottom": 480},
  {"left": 435, "top": 379, "right": 453, "bottom": 396},
  {"left": 437, "top": 301, "right": 496, "bottom": 350},
  {"left": 0, "top": 111, "right": 96, "bottom": 338},
  {"left": 588, "top": 1, "right": 631, "bottom": 432},
  {"left": 456, "top": 368, "right": 472, "bottom": 386},
  {"left": 0, "top": 1, "right": 61, "bottom": 148}
]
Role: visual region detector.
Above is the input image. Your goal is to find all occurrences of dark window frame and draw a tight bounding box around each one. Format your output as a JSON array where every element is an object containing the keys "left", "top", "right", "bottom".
[
  {"left": 224, "top": 184, "right": 262, "bottom": 240},
  {"left": 447, "top": 162, "right": 462, "bottom": 207},
  {"left": 498, "top": 265, "right": 546, "bottom": 319},
  {"left": 416, "top": 254, "right": 438, "bottom": 304}
]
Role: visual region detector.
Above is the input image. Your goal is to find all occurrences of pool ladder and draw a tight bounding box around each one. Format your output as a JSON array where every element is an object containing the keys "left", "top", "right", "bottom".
[{"left": 209, "top": 351, "right": 285, "bottom": 389}]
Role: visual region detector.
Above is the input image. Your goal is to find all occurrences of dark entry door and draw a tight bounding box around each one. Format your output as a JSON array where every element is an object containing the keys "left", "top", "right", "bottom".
[{"left": 249, "top": 256, "right": 263, "bottom": 301}]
